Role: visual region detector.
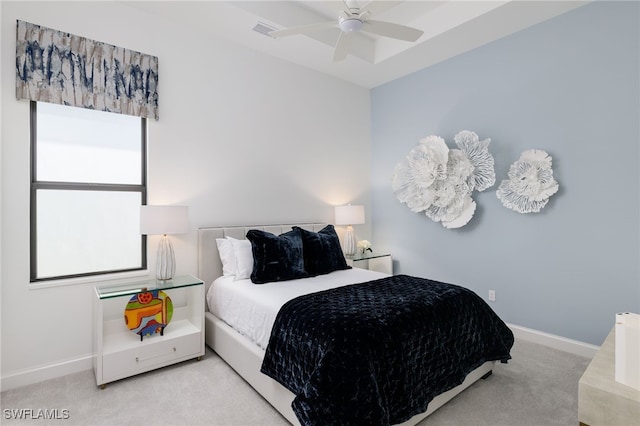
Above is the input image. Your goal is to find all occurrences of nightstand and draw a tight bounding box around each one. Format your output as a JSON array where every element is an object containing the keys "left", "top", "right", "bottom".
[
  {"left": 93, "top": 275, "right": 205, "bottom": 388},
  {"left": 346, "top": 252, "right": 393, "bottom": 274}
]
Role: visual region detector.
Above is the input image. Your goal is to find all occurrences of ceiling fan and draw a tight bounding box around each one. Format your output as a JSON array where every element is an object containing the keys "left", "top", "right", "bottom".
[{"left": 269, "top": 1, "right": 424, "bottom": 62}]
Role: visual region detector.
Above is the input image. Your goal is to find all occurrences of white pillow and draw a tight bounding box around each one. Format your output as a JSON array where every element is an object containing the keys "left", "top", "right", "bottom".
[
  {"left": 216, "top": 237, "right": 254, "bottom": 280},
  {"left": 216, "top": 238, "right": 236, "bottom": 276},
  {"left": 228, "top": 237, "right": 253, "bottom": 280}
]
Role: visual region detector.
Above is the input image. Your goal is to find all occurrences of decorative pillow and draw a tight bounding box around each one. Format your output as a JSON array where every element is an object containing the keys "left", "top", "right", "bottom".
[
  {"left": 228, "top": 237, "right": 253, "bottom": 280},
  {"left": 216, "top": 237, "right": 253, "bottom": 280},
  {"left": 246, "top": 228, "right": 308, "bottom": 284},
  {"left": 293, "top": 225, "right": 351, "bottom": 276}
]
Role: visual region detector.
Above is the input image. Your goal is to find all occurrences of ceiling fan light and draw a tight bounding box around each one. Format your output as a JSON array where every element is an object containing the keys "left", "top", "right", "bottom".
[{"left": 339, "top": 18, "right": 363, "bottom": 33}]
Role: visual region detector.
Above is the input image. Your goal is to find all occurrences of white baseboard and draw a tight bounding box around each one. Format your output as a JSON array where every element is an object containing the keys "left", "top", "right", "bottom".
[
  {"left": 508, "top": 323, "right": 599, "bottom": 359},
  {"left": 1, "top": 354, "right": 93, "bottom": 392},
  {"left": 1, "top": 325, "right": 598, "bottom": 392}
]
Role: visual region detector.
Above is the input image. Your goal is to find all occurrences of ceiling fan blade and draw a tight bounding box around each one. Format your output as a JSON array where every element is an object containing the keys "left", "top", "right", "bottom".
[
  {"left": 333, "top": 32, "right": 351, "bottom": 62},
  {"left": 363, "top": 20, "right": 424, "bottom": 42},
  {"left": 269, "top": 21, "right": 337, "bottom": 38}
]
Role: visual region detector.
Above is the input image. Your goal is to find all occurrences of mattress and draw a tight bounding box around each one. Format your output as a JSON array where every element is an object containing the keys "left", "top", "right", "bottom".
[{"left": 207, "top": 268, "right": 389, "bottom": 350}]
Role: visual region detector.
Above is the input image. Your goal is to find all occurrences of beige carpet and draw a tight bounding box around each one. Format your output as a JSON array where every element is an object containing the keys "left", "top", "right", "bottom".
[{"left": 0, "top": 338, "right": 590, "bottom": 426}]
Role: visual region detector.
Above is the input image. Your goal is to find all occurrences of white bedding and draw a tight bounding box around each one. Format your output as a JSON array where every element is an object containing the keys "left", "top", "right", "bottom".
[{"left": 207, "top": 268, "right": 389, "bottom": 350}]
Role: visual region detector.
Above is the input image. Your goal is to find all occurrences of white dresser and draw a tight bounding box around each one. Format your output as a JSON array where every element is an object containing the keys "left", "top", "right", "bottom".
[{"left": 578, "top": 328, "right": 640, "bottom": 425}]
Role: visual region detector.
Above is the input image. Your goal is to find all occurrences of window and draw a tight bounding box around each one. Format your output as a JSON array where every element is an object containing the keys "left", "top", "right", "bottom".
[{"left": 30, "top": 101, "right": 147, "bottom": 282}]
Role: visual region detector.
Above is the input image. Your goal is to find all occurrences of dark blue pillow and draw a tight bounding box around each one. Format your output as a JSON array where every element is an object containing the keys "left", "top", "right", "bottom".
[
  {"left": 293, "top": 225, "right": 351, "bottom": 276},
  {"left": 246, "top": 228, "right": 308, "bottom": 284}
]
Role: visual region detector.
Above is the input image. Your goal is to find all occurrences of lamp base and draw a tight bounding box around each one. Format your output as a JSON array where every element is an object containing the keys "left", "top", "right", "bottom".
[
  {"left": 156, "top": 235, "right": 175, "bottom": 281},
  {"left": 343, "top": 225, "right": 357, "bottom": 256}
]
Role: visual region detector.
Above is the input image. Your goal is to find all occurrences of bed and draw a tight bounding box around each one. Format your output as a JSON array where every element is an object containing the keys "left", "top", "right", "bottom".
[{"left": 198, "top": 223, "right": 513, "bottom": 426}]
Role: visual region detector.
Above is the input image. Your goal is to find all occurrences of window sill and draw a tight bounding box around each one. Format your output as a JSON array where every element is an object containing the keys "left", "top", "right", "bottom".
[{"left": 29, "top": 269, "right": 151, "bottom": 290}]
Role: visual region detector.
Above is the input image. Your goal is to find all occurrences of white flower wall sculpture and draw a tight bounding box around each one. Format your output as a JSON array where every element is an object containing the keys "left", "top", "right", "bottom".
[
  {"left": 496, "top": 149, "right": 559, "bottom": 213},
  {"left": 392, "top": 136, "right": 449, "bottom": 213},
  {"left": 425, "top": 150, "right": 476, "bottom": 229},
  {"left": 454, "top": 130, "right": 496, "bottom": 192},
  {"left": 392, "top": 131, "right": 496, "bottom": 228}
]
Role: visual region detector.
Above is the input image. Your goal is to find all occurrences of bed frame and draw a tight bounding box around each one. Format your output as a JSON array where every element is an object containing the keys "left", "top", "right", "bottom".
[{"left": 198, "top": 223, "right": 494, "bottom": 426}]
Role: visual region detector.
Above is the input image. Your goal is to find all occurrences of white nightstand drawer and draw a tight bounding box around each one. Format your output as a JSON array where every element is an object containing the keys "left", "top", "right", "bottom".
[
  {"left": 368, "top": 256, "right": 392, "bottom": 274},
  {"left": 102, "top": 332, "right": 201, "bottom": 381}
]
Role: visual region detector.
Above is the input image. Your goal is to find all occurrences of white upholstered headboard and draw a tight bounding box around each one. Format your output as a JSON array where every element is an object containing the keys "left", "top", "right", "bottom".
[{"left": 197, "top": 223, "right": 327, "bottom": 296}]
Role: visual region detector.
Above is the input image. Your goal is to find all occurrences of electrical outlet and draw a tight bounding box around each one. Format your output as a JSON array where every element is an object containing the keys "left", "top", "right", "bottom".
[{"left": 488, "top": 290, "right": 496, "bottom": 302}]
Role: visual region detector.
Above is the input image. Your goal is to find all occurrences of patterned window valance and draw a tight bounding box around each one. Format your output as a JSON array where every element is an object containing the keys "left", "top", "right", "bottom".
[{"left": 16, "top": 20, "right": 158, "bottom": 120}]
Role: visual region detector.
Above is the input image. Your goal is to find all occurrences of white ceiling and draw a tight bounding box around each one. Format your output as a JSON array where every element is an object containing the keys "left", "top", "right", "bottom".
[{"left": 125, "top": 1, "right": 589, "bottom": 88}]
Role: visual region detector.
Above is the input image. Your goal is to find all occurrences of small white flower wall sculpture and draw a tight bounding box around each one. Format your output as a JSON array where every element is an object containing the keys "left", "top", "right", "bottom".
[
  {"left": 496, "top": 149, "right": 559, "bottom": 213},
  {"left": 392, "top": 131, "right": 496, "bottom": 229}
]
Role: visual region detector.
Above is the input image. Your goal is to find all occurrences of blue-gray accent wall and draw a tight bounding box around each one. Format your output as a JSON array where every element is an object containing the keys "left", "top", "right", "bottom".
[{"left": 371, "top": 1, "right": 639, "bottom": 346}]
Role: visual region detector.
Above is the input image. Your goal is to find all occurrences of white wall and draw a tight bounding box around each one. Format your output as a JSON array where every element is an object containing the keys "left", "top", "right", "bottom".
[{"left": 0, "top": 1, "right": 371, "bottom": 390}]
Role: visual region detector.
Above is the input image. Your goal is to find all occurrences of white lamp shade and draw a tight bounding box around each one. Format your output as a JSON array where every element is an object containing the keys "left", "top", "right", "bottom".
[
  {"left": 335, "top": 205, "right": 365, "bottom": 226},
  {"left": 140, "top": 205, "right": 189, "bottom": 235}
]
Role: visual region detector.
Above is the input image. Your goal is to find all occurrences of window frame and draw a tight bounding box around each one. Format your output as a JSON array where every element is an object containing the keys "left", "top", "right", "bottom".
[{"left": 29, "top": 101, "right": 148, "bottom": 283}]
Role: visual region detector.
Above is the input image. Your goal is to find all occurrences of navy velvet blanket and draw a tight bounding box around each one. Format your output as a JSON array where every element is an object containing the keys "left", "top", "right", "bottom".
[{"left": 260, "top": 274, "right": 514, "bottom": 426}]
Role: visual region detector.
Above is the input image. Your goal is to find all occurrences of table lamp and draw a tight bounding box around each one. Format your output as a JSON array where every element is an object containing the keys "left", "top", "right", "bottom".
[
  {"left": 335, "top": 204, "right": 365, "bottom": 256},
  {"left": 140, "top": 205, "right": 189, "bottom": 280}
]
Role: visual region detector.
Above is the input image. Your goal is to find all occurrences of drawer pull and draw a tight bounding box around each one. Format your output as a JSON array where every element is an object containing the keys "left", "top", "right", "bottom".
[{"left": 136, "top": 347, "right": 176, "bottom": 363}]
